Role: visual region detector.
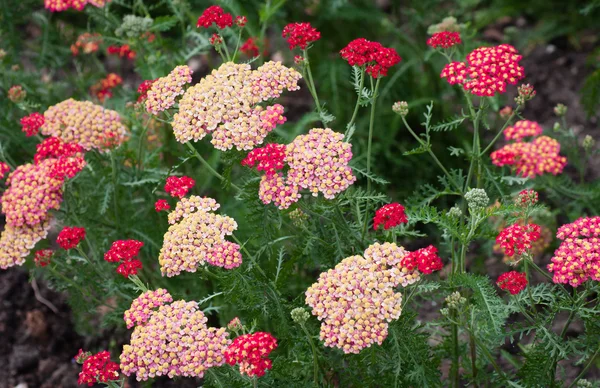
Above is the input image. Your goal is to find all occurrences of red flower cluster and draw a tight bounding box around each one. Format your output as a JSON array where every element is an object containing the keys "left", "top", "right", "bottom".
[
  {"left": 340, "top": 38, "right": 401, "bottom": 78},
  {"left": 116, "top": 259, "right": 143, "bottom": 277},
  {"left": 427, "top": 31, "right": 461, "bottom": 49},
  {"left": 517, "top": 189, "right": 539, "bottom": 207},
  {"left": 104, "top": 239, "right": 144, "bottom": 277},
  {"left": 241, "top": 144, "right": 286, "bottom": 177},
  {"left": 57, "top": 226, "right": 86, "bottom": 250},
  {"left": 34, "top": 249, "right": 53, "bottom": 267},
  {"left": 491, "top": 135, "right": 567, "bottom": 178},
  {"left": 496, "top": 223, "right": 541, "bottom": 257},
  {"left": 225, "top": 332, "right": 278, "bottom": 377},
  {"left": 164, "top": 176, "right": 196, "bottom": 198},
  {"left": 373, "top": 203, "right": 408, "bottom": 230},
  {"left": 401, "top": 245, "right": 443, "bottom": 274},
  {"left": 197, "top": 6, "right": 233, "bottom": 29},
  {"left": 20, "top": 112, "right": 45, "bottom": 137},
  {"left": 240, "top": 37, "right": 260, "bottom": 57},
  {"left": 34, "top": 137, "right": 86, "bottom": 179},
  {"left": 0, "top": 162, "right": 10, "bottom": 179},
  {"left": 107, "top": 45, "right": 136, "bottom": 60},
  {"left": 76, "top": 350, "right": 120, "bottom": 386},
  {"left": 441, "top": 44, "right": 524, "bottom": 97},
  {"left": 136, "top": 79, "right": 157, "bottom": 102},
  {"left": 90, "top": 73, "right": 122, "bottom": 102},
  {"left": 155, "top": 199, "right": 170, "bottom": 212},
  {"left": 282, "top": 22, "right": 321, "bottom": 50},
  {"left": 497, "top": 271, "right": 528, "bottom": 295}
]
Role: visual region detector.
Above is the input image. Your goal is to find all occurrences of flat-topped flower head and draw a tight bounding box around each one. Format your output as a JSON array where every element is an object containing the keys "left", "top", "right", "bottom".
[
  {"left": 373, "top": 203, "right": 408, "bottom": 230},
  {"left": 77, "top": 350, "right": 120, "bottom": 386},
  {"left": 104, "top": 239, "right": 144, "bottom": 263},
  {"left": 0, "top": 220, "right": 52, "bottom": 269},
  {"left": 124, "top": 288, "right": 173, "bottom": 329},
  {"left": 57, "top": 226, "right": 86, "bottom": 250},
  {"left": 241, "top": 143, "right": 287, "bottom": 177},
  {"left": 340, "top": 38, "right": 401, "bottom": 78},
  {"left": 282, "top": 22, "right": 321, "bottom": 50},
  {"left": 172, "top": 62, "right": 300, "bottom": 150},
  {"left": 42, "top": 99, "right": 128, "bottom": 150},
  {"left": 159, "top": 197, "right": 241, "bottom": 276},
  {"left": 496, "top": 223, "right": 541, "bottom": 257},
  {"left": 197, "top": 6, "right": 233, "bottom": 29},
  {"left": 516, "top": 189, "right": 539, "bottom": 207},
  {"left": 34, "top": 249, "right": 53, "bottom": 267},
  {"left": 154, "top": 199, "right": 170, "bottom": 212},
  {"left": 45, "top": 0, "right": 108, "bottom": 12},
  {"left": 120, "top": 300, "right": 230, "bottom": 381},
  {"left": 497, "top": 271, "right": 527, "bottom": 295},
  {"left": 491, "top": 136, "right": 567, "bottom": 178},
  {"left": 164, "top": 176, "right": 195, "bottom": 198},
  {"left": 504, "top": 120, "right": 543, "bottom": 142},
  {"left": 401, "top": 245, "right": 444, "bottom": 274},
  {"left": 225, "top": 332, "right": 277, "bottom": 377},
  {"left": 427, "top": 31, "right": 461, "bottom": 49},
  {"left": 20, "top": 113, "right": 45, "bottom": 137},
  {"left": 145, "top": 65, "right": 193, "bottom": 115}
]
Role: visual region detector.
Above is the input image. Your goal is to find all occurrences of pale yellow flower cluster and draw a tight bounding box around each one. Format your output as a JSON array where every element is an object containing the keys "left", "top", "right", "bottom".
[
  {"left": 145, "top": 65, "right": 193, "bottom": 115},
  {"left": 167, "top": 196, "right": 219, "bottom": 225},
  {"left": 0, "top": 219, "right": 52, "bottom": 269}
]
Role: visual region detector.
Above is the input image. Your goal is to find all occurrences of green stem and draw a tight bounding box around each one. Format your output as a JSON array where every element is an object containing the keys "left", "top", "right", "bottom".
[
  {"left": 473, "top": 334, "right": 508, "bottom": 381},
  {"left": 253, "top": 377, "right": 258, "bottom": 388},
  {"left": 481, "top": 109, "right": 519, "bottom": 155},
  {"left": 110, "top": 151, "right": 120, "bottom": 231},
  {"left": 361, "top": 78, "right": 381, "bottom": 240},
  {"left": 232, "top": 29, "right": 243, "bottom": 62},
  {"left": 221, "top": 37, "right": 232, "bottom": 61},
  {"left": 469, "top": 332, "right": 478, "bottom": 388},
  {"left": 303, "top": 49, "right": 325, "bottom": 125},
  {"left": 136, "top": 123, "right": 149, "bottom": 176},
  {"left": 301, "top": 324, "right": 319, "bottom": 386},
  {"left": 568, "top": 346, "right": 600, "bottom": 388},
  {"left": 524, "top": 259, "right": 538, "bottom": 317},
  {"left": 451, "top": 315, "right": 460, "bottom": 388},
  {"left": 347, "top": 67, "right": 365, "bottom": 130},
  {"left": 184, "top": 142, "right": 241, "bottom": 192}
]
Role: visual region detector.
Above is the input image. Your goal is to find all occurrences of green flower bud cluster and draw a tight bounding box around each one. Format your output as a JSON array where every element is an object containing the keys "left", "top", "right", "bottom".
[
  {"left": 291, "top": 307, "right": 310, "bottom": 324},
  {"left": 464, "top": 188, "right": 489, "bottom": 212},
  {"left": 116, "top": 15, "right": 153, "bottom": 38}
]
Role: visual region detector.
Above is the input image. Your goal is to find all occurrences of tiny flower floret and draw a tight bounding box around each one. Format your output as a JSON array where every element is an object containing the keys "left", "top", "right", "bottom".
[
  {"left": 497, "top": 271, "right": 527, "bottom": 295},
  {"left": 145, "top": 65, "right": 193, "bottom": 115},
  {"left": 282, "top": 22, "right": 321, "bottom": 50},
  {"left": 373, "top": 203, "right": 408, "bottom": 230},
  {"left": 224, "top": 332, "right": 277, "bottom": 377},
  {"left": 240, "top": 37, "right": 259, "bottom": 57},
  {"left": 0, "top": 162, "right": 9, "bottom": 179},
  {"left": 427, "top": 31, "right": 462, "bottom": 49}
]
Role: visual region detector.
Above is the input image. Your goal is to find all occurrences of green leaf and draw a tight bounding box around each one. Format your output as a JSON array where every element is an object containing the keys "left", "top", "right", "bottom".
[{"left": 151, "top": 16, "right": 179, "bottom": 32}]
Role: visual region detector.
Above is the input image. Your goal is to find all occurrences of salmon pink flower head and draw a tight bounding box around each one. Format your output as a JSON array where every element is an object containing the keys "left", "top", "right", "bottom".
[
  {"left": 197, "top": 5, "right": 233, "bottom": 29},
  {"left": 77, "top": 350, "right": 120, "bottom": 386},
  {"left": 164, "top": 176, "right": 195, "bottom": 198},
  {"left": 34, "top": 249, "right": 53, "bottom": 267},
  {"left": 145, "top": 65, "right": 193, "bottom": 115},
  {"left": 227, "top": 317, "right": 243, "bottom": 331},
  {"left": 0, "top": 162, "right": 10, "bottom": 179},
  {"left": 159, "top": 196, "right": 241, "bottom": 276},
  {"left": 172, "top": 61, "right": 300, "bottom": 150},
  {"left": 225, "top": 332, "right": 277, "bottom": 377},
  {"left": 123, "top": 288, "right": 173, "bottom": 329},
  {"left": 282, "top": 22, "right": 321, "bottom": 50},
  {"left": 491, "top": 135, "right": 567, "bottom": 178},
  {"left": 120, "top": 299, "right": 230, "bottom": 380},
  {"left": 57, "top": 226, "right": 86, "bottom": 250},
  {"left": 441, "top": 44, "right": 524, "bottom": 97},
  {"left": 20, "top": 113, "right": 45, "bottom": 137},
  {"left": 42, "top": 99, "right": 128, "bottom": 151},
  {"left": 548, "top": 216, "right": 600, "bottom": 287},
  {"left": 373, "top": 203, "right": 408, "bottom": 230},
  {"left": 0, "top": 220, "right": 52, "bottom": 269},
  {"left": 497, "top": 271, "right": 527, "bottom": 295},
  {"left": 504, "top": 120, "right": 543, "bottom": 142},
  {"left": 154, "top": 199, "right": 170, "bottom": 212},
  {"left": 496, "top": 223, "right": 541, "bottom": 257},
  {"left": 427, "top": 31, "right": 461, "bottom": 49},
  {"left": 340, "top": 38, "right": 401, "bottom": 78}
]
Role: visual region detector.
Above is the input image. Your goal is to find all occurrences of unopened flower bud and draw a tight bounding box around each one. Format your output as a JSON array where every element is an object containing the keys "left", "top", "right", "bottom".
[
  {"left": 553, "top": 122, "right": 561, "bottom": 132},
  {"left": 516, "top": 189, "right": 538, "bottom": 207},
  {"left": 289, "top": 208, "right": 308, "bottom": 227},
  {"left": 553, "top": 103, "right": 567, "bottom": 117},
  {"left": 447, "top": 206, "right": 462, "bottom": 219},
  {"left": 583, "top": 135, "right": 595, "bottom": 151},
  {"left": 515, "top": 83, "right": 536, "bottom": 105},
  {"left": 440, "top": 308, "right": 449, "bottom": 316},
  {"left": 445, "top": 291, "right": 467, "bottom": 309},
  {"left": 210, "top": 33, "right": 223, "bottom": 47},
  {"left": 0, "top": 49, "right": 6, "bottom": 60},
  {"left": 499, "top": 106, "right": 513, "bottom": 119},
  {"left": 74, "top": 349, "right": 92, "bottom": 364},
  {"left": 8, "top": 85, "right": 26, "bottom": 103},
  {"left": 291, "top": 307, "right": 310, "bottom": 324},
  {"left": 11, "top": 64, "right": 20, "bottom": 71},
  {"left": 575, "top": 379, "right": 592, "bottom": 388},
  {"left": 227, "top": 317, "right": 242, "bottom": 332},
  {"left": 235, "top": 16, "right": 247, "bottom": 27},
  {"left": 392, "top": 101, "right": 408, "bottom": 117},
  {"left": 464, "top": 188, "right": 489, "bottom": 212},
  {"left": 294, "top": 55, "right": 305, "bottom": 65}
]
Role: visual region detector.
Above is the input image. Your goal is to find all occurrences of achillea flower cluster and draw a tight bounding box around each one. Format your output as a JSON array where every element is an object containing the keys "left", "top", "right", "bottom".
[
  {"left": 70, "top": 32, "right": 102, "bottom": 55},
  {"left": 172, "top": 61, "right": 301, "bottom": 150},
  {"left": 45, "top": 0, "right": 108, "bottom": 12},
  {"left": 154, "top": 199, "right": 170, "bottom": 212},
  {"left": 548, "top": 216, "right": 600, "bottom": 287},
  {"left": 34, "top": 249, "right": 53, "bottom": 267},
  {"left": 145, "top": 65, "right": 193, "bottom": 115},
  {"left": 164, "top": 176, "right": 195, "bottom": 198},
  {"left": 196, "top": 6, "right": 233, "bottom": 29},
  {"left": 282, "top": 22, "right": 321, "bottom": 50},
  {"left": 306, "top": 242, "right": 439, "bottom": 354},
  {"left": 8, "top": 85, "right": 26, "bottom": 103},
  {"left": 104, "top": 239, "right": 144, "bottom": 277},
  {"left": 241, "top": 143, "right": 286, "bottom": 176},
  {"left": 90, "top": 73, "right": 122, "bottom": 102},
  {"left": 77, "top": 350, "right": 120, "bottom": 386},
  {"left": 491, "top": 135, "right": 567, "bottom": 178},
  {"left": 373, "top": 203, "right": 408, "bottom": 230},
  {"left": 106, "top": 44, "right": 136, "bottom": 59},
  {"left": 340, "top": 38, "right": 402, "bottom": 78},
  {"left": 240, "top": 37, "right": 260, "bottom": 57},
  {"left": 57, "top": 226, "right": 86, "bottom": 250},
  {"left": 136, "top": 79, "right": 157, "bottom": 102},
  {"left": 35, "top": 137, "right": 86, "bottom": 180},
  {"left": 124, "top": 289, "right": 173, "bottom": 329},
  {"left": 42, "top": 99, "right": 128, "bottom": 150},
  {"left": 0, "top": 221, "right": 51, "bottom": 269},
  {"left": 441, "top": 44, "right": 524, "bottom": 97},
  {"left": 504, "top": 120, "right": 543, "bottom": 142},
  {"left": 120, "top": 299, "right": 230, "bottom": 380},
  {"left": 496, "top": 223, "right": 541, "bottom": 257},
  {"left": 497, "top": 271, "right": 527, "bottom": 295},
  {"left": 20, "top": 112, "right": 45, "bottom": 137},
  {"left": 427, "top": 31, "right": 461, "bottom": 49},
  {"left": 159, "top": 196, "right": 241, "bottom": 276},
  {"left": 401, "top": 245, "right": 444, "bottom": 274},
  {"left": 516, "top": 189, "right": 539, "bottom": 207},
  {"left": 0, "top": 162, "right": 10, "bottom": 179},
  {"left": 224, "top": 332, "right": 277, "bottom": 377}
]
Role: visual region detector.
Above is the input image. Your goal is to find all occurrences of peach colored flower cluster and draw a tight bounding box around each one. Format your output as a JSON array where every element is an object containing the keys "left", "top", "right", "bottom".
[
  {"left": 123, "top": 288, "right": 173, "bottom": 329},
  {"left": 120, "top": 299, "right": 230, "bottom": 381},
  {"left": 0, "top": 220, "right": 52, "bottom": 269},
  {"left": 305, "top": 242, "right": 419, "bottom": 354},
  {"left": 548, "top": 216, "right": 600, "bottom": 287},
  {"left": 172, "top": 61, "right": 301, "bottom": 150},
  {"left": 491, "top": 135, "right": 567, "bottom": 178},
  {"left": 159, "top": 196, "right": 241, "bottom": 276},
  {"left": 42, "top": 99, "right": 128, "bottom": 150},
  {"left": 145, "top": 66, "right": 193, "bottom": 115}
]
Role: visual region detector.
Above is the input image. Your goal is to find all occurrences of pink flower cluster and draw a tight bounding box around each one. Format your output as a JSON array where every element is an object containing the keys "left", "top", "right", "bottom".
[
  {"left": 145, "top": 65, "right": 193, "bottom": 115},
  {"left": 224, "top": 332, "right": 278, "bottom": 377},
  {"left": 497, "top": 271, "right": 528, "bottom": 295},
  {"left": 120, "top": 299, "right": 230, "bottom": 380},
  {"left": 20, "top": 112, "right": 45, "bottom": 137},
  {"left": 0, "top": 162, "right": 9, "bottom": 179},
  {"left": 44, "top": 0, "right": 108, "bottom": 12},
  {"left": 77, "top": 350, "right": 120, "bottom": 386},
  {"left": 159, "top": 196, "right": 241, "bottom": 276},
  {"left": 548, "top": 216, "right": 600, "bottom": 287},
  {"left": 34, "top": 137, "right": 86, "bottom": 179},
  {"left": 123, "top": 288, "right": 173, "bottom": 329},
  {"left": 491, "top": 135, "right": 567, "bottom": 178},
  {"left": 496, "top": 223, "right": 541, "bottom": 257},
  {"left": 503, "top": 120, "right": 543, "bottom": 142},
  {"left": 282, "top": 22, "right": 321, "bottom": 50},
  {"left": 340, "top": 38, "right": 402, "bottom": 78},
  {"left": 306, "top": 242, "right": 439, "bottom": 354},
  {"left": 172, "top": 61, "right": 301, "bottom": 150},
  {"left": 441, "top": 44, "right": 524, "bottom": 97},
  {"left": 373, "top": 203, "right": 408, "bottom": 230},
  {"left": 427, "top": 32, "right": 461, "bottom": 49},
  {"left": 0, "top": 221, "right": 51, "bottom": 269}
]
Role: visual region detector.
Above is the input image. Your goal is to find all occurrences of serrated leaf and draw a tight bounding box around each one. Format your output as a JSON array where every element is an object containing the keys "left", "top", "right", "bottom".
[
  {"left": 151, "top": 15, "right": 179, "bottom": 32},
  {"left": 404, "top": 143, "right": 430, "bottom": 156}
]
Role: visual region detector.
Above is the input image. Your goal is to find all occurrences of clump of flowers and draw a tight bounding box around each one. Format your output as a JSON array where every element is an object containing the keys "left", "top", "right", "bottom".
[
  {"left": 42, "top": 98, "right": 128, "bottom": 150},
  {"left": 34, "top": 249, "right": 53, "bottom": 267},
  {"left": 8, "top": 85, "right": 26, "bottom": 103},
  {"left": 136, "top": 79, "right": 157, "bottom": 103},
  {"left": 496, "top": 223, "right": 541, "bottom": 257},
  {"left": 103, "top": 239, "right": 144, "bottom": 277},
  {"left": 516, "top": 189, "right": 539, "bottom": 207},
  {"left": 106, "top": 44, "right": 136, "bottom": 59},
  {"left": 373, "top": 203, "right": 408, "bottom": 230},
  {"left": 441, "top": 44, "right": 524, "bottom": 97},
  {"left": 282, "top": 22, "right": 321, "bottom": 50},
  {"left": 241, "top": 143, "right": 286, "bottom": 176},
  {"left": 491, "top": 135, "right": 567, "bottom": 178},
  {"left": 159, "top": 196, "right": 241, "bottom": 276},
  {"left": 224, "top": 332, "right": 278, "bottom": 377},
  {"left": 57, "top": 226, "right": 86, "bottom": 250},
  {"left": 401, "top": 245, "right": 444, "bottom": 274},
  {"left": 340, "top": 38, "right": 402, "bottom": 78},
  {"left": 427, "top": 31, "right": 461, "bottom": 49},
  {"left": 0, "top": 162, "right": 10, "bottom": 179},
  {"left": 392, "top": 101, "right": 409, "bottom": 117},
  {"left": 145, "top": 65, "right": 193, "bottom": 115},
  {"left": 164, "top": 176, "right": 195, "bottom": 198},
  {"left": 76, "top": 350, "right": 120, "bottom": 386},
  {"left": 123, "top": 288, "right": 173, "bottom": 329},
  {"left": 120, "top": 299, "right": 230, "bottom": 380},
  {"left": 34, "top": 137, "right": 86, "bottom": 180},
  {"left": 464, "top": 188, "right": 489, "bottom": 212},
  {"left": 115, "top": 15, "right": 153, "bottom": 38},
  {"left": 70, "top": 32, "right": 102, "bottom": 55},
  {"left": 20, "top": 112, "right": 45, "bottom": 137},
  {"left": 240, "top": 37, "right": 260, "bottom": 57},
  {"left": 172, "top": 61, "right": 301, "bottom": 150},
  {"left": 196, "top": 5, "right": 233, "bottom": 29},
  {"left": 504, "top": 120, "right": 543, "bottom": 142},
  {"left": 497, "top": 271, "right": 528, "bottom": 295},
  {"left": 154, "top": 199, "right": 170, "bottom": 212},
  {"left": 90, "top": 73, "right": 122, "bottom": 102},
  {"left": 0, "top": 221, "right": 52, "bottom": 269},
  {"left": 548, "top": 216, "right": 600, "bottom": 287},
  {"left": 515, "top": 83, "right": 536, "bottom": 105}
]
